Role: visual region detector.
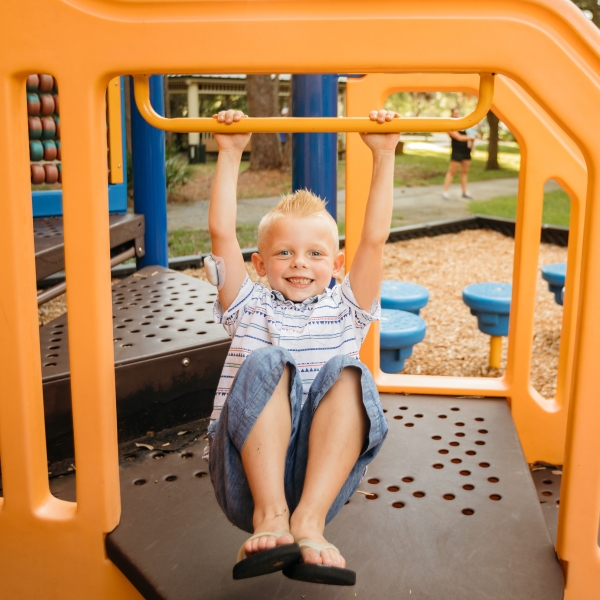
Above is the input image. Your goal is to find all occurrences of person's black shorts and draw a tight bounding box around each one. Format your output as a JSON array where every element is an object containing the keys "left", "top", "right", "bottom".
[{"left": 451, "top": 150, "right": 471, "bottom": 162}]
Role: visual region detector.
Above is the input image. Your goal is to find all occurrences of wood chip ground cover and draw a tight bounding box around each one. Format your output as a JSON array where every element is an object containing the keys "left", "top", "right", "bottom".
[{"left": 38, "top": 230, "right": 566, "bottom": 399}]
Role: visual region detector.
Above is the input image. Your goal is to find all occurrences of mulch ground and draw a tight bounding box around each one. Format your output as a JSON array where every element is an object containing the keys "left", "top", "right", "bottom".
[{"left": 38, "top": 229, "right": 566, "bottom": 398}]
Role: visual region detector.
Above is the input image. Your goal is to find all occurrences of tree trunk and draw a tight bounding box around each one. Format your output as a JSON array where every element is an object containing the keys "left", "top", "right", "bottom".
[
  {"left": 486, "top": 110, "right": 500, "bottom": 171},
  {"left": 246, "top": 75, "right": 282, "bottom": 170}
]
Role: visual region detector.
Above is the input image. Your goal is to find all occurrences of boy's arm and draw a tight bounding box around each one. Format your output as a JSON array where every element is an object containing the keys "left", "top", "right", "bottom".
[
  {"left": 349, "top": 110, "right": 401, "bottom": 311},
  {"left": 209, "top": 110, "right": 251, "bottom": 310}
]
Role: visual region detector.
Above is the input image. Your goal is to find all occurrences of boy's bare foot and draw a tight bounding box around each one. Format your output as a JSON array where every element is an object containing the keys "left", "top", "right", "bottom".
[
  {"left": 244, "top": 511, "right": 294, "bottom": 557},
  {"left": 289, "top": 512, "right": 346, "bottom": 569}
]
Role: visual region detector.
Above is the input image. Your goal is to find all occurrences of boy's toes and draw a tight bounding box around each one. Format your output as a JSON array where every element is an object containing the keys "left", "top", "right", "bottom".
[
  {"left": 245, "top": 535, "right": 273, "bottom": 556},
  {"left": 244, "top": 532, "right": 294, "bottom": 557},
  {"left": 300, "top": 546, "right": 323, "bottom": 565},
  {"left": 275, "top": 532, "right": 294, "bottom": 547},
  {"left": 321, "top": 548, "right": 346, "bottom": 569}
]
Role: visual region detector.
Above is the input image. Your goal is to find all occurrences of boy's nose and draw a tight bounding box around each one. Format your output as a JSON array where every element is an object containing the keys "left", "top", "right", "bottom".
[{"left": 291, "top": 256, "right": 307, "bottom": 268}]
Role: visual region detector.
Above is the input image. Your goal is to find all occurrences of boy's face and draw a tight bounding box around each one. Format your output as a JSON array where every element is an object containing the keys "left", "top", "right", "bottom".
[{"left": 252, "top": 215, "right": 344, "bottom": 302}]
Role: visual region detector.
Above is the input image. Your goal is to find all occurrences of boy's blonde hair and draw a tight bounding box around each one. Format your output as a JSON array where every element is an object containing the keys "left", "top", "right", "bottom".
[{"left": 257, "top": 189, "right": 339, "bottom": 252}]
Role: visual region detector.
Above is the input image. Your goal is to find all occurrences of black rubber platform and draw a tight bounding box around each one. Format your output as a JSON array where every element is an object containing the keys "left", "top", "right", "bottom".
[
  {"left": 40, "top": 266, "right": 231, "bottom": 462},
  {"left": 34, "top": 214, "right": 145, "bottom": 281},
  {"left": 531, "top": 464, "right": 562, "bottom": 544},
  {"left": 103, "top": 395, "right": 563, "bottom": 600}
]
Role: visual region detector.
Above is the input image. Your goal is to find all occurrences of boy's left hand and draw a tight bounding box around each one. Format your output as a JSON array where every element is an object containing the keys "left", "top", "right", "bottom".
[{"left": 359, "top": 110, "right": 401, "bottom": 152}]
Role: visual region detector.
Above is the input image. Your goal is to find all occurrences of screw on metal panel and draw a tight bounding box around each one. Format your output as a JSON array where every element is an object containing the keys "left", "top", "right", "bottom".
[{"left": 182, "top": 358, "right": 190, "bottom": 367}]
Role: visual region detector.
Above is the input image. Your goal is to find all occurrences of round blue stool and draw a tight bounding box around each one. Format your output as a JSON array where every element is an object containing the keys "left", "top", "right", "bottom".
[
  {"left": 380, "top": 308, "right": 426, "bottom": 373},
  {"left": 381, "top": 281, "right": 429, "bottom": 315},
  {"left": 541, "top": 263, "right": 566, "bottom": 306},
  {"left": 462, "top": 282, "right": 512, "bottom": 368}
]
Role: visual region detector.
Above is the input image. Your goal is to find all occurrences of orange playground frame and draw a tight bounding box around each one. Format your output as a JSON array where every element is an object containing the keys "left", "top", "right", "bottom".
[{"left": 1, "top": 1, "right": 599, "bottom": 597}]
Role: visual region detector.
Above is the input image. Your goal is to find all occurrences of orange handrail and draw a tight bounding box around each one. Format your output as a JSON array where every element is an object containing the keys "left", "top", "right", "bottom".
[{"left": 132, "top": 73, "right": 495, "bottom": 133}]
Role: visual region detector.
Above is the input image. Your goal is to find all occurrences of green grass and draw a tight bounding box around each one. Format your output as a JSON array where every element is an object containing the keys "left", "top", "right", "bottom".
[
  {"left": 169, "top": 217, "right": 407, "bottom": 257},
  {"left": 168, "top": 225, "right": 259, "bottom": 257},
  {"left": 393, "top": 146, "right": 520, "bottom": 188},
  {"left": 468, "top": 188, "right": 571, "bottom": 227},
  {"left": 475, "top": 143, "right": 521, "bottom": 155}
]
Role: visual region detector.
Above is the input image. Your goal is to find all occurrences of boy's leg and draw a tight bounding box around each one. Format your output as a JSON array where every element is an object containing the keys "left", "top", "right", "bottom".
[
  {"left": 208, "top": 346, "right": 303, "bottom": 552},
  {"left": 288, "top": 357, "right": 387, "bottom": 568},
  {"left": 240, "top": 362, "right": 293, "bottom": 556}
]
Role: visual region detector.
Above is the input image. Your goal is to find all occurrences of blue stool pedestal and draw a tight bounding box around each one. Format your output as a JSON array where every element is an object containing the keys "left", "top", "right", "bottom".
[
  {"left": 381, "top": 281, "right": 429, "bottom": 315},
  {"left": 462, "top": 282, "right": 512, "bottom": 337},
  {"left": 380, "top": 309, "right": 426, "bottom": 373},
  {"left": 462, "top": 282, "right": 511, "bottom": 369},
  {"left": 541, "top": 263, "right": 566, "bottom": 306}
]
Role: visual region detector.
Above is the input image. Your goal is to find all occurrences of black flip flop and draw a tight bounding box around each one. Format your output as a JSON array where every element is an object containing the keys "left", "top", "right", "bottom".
[
  {"left": 233, "top": 532, "right": 300, "bottom": 580},
  {"left": 283, "top": 562, "right": 356, "bottom": 586},
  {"left": 282, "top": 539, "right": 356, "bottom": 586}
]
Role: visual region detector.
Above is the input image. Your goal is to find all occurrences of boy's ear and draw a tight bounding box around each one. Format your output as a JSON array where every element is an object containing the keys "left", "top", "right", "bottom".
[
  {"left": 332, "top": 251, "right": 345, "bottom": 277},
  {"left": 251, "top": 252, "right": 267, "bottom": 276}
]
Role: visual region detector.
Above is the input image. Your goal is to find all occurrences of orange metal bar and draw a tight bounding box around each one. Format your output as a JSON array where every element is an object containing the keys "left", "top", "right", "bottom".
[
  {"left": 132, "top": 73, "right": 495, "bottom": 133},
  {"left": 107, "top": 77, "right": 124, "bottom": 184}
]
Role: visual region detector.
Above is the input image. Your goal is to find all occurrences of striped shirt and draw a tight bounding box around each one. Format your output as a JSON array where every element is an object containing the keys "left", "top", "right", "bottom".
[{"left": 210, "top": 273, "right": 380, "bottom": 423}]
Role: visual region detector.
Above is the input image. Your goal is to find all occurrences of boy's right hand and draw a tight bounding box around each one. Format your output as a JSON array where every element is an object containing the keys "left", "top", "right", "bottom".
[{"left": 213, "top": 110, "right": 252, "bottom": 153}]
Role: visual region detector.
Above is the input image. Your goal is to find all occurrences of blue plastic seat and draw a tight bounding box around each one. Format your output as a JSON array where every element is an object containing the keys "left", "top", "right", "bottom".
[
  {"left": 462, "top": 282, "right": 512, "bottom": 337},
  {"left": 380, "top": 308, "right": 426, "bottom": 373},
  {"left": 541, "top": 263, "right": 566, "bottom": 306},
  {"left": 381, "top": 281, "right": 429, "bottom": 315}
]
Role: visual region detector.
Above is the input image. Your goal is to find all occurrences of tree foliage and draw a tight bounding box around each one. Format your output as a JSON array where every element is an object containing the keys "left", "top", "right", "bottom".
[
  {"left": 384, "top": 92, "right": 477, "bottom": 118},
  {"left": 571, "top": 0, "right": 600, "bottom": 27}
]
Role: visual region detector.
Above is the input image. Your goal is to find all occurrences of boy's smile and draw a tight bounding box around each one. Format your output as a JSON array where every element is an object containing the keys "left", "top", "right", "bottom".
[{"left": 252, "top": 215, "right": 344, "bottom": 303}]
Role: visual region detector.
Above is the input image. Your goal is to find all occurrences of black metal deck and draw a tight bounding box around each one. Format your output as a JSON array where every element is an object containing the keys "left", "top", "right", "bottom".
[
  {"left": 34, "top": 214, "right": 145, "bottom": 281},
  {"left": 40, "top": 266, "right": 231, "bottom": 462},
  {"left": 96, "top": 395, "right": 563, "bottom": 600}
]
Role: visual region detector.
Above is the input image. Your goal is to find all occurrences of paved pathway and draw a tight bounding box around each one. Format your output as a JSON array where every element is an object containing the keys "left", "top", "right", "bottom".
[{"left": 167, "top": 177, "right": 560, "bottom": 232}]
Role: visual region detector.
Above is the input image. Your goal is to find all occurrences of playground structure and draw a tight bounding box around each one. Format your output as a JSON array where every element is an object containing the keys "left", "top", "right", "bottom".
[
  {"left": 346, "top": 71, "right": 586, "bottom": 465},
  {"left": 462, "top": 282, "right": 512, "bottom": 369},
  {"left": 380, "top": 280, "right": 430, "bottom": 315},
  {"left": 33, "top": 75, "right": 141, "bottom": 306},
  {"left": 379, "top": 308, "right": 427, "bottom": 373},
  {"left": 1, "top": 1, "right": 599, "bottom": 599},
  {"left": 543, "top": 262, "right": 568, "bottom": 305}
]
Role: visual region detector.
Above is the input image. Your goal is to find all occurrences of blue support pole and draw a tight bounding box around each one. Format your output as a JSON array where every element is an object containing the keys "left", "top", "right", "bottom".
[
  {"left": 291, "top": 75, "right": 338, "bottom": 222},
  {"left": 130, "top": 75, "right": 168, "bottom": 268}
]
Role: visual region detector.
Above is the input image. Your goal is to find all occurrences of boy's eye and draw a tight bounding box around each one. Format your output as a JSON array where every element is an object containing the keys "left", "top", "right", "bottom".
[
  {"left": 309, "top": 251, "right": 321, "bottom": 257},
  {"left": 278, "top": 250, "right": 291, "bottom": 256}
]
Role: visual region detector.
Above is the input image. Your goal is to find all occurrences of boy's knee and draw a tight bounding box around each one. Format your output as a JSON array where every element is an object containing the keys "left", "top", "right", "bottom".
[
  {"left": 322, "top": 354, "right": 362, "bottom": 376},
  {"left": 337, "top": 364, "right": 362, "bottom": 386}
]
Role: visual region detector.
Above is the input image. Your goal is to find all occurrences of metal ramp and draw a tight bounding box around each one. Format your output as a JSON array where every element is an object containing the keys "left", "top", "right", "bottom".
[
  {"left": 34, "top": 213, "right": 145, "bottom": 281},
  {"left": 40, "top": 266, "right": 231, "bottom": 462},
  {"left": 99, "top": 395, "right": 564, "bottom": 600}
]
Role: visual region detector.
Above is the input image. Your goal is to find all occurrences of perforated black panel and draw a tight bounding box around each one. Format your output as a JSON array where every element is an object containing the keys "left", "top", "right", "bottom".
[
  {"left": 40, "top": 266, "right": 231, "bottom": 462},
  {"left": 106, "top": 395, "right": 564, "bottom": 600},
  {"left": 34, "top": 213, "right": 144, "bottom": 281},
  {"left": 40, "top": 266, "right": 224, "bottom": 381}
]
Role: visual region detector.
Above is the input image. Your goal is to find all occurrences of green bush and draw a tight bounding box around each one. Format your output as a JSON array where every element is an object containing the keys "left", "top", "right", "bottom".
[
  {"left": 125, "top": 146, "right": 194, "bottom": 196},
  {"left": 165, "top": 146, "right": 194, "bottom": 193}
]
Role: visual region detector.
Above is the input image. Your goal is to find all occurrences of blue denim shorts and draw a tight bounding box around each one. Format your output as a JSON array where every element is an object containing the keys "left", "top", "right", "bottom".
[{"left": 208, "top": 346, "right": 388, "bottom": 533}]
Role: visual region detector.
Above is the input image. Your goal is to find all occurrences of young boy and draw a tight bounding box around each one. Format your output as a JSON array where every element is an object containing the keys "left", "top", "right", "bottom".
[{"left": 206, "top": 108, "right": 400, "bottom": 586}]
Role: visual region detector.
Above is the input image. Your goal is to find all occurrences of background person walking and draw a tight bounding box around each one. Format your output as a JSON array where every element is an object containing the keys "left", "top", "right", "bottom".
[{"left": 442, "top": 108, "right": 476, "bottom": 200}]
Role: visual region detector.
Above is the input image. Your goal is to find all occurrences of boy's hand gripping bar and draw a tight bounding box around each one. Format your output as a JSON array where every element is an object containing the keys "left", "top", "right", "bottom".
[{"left": 133, "top": 73, "right": 494, "bottom": 133}]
